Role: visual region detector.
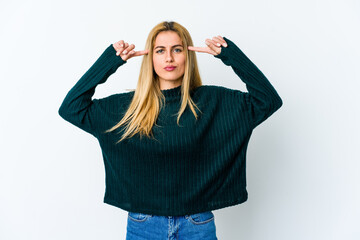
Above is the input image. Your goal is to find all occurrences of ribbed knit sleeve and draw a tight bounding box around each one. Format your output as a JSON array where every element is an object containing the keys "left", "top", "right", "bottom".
[
  {"left": 214, "top": 37, "right": 283, "bottom": 128},
  {"left": 58, "top": 44, "right": 127, "bottom": 137}
]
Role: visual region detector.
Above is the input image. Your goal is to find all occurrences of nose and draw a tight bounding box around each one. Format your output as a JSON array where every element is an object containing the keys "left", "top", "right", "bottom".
[{"left": 166, "top": 51, "right": 174, "bottom": 62}]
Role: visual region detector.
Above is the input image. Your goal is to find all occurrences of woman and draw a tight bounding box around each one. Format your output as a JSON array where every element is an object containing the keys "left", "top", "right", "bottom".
[{"left": 58, "top": 21, "right": 282, "bottom": 239}]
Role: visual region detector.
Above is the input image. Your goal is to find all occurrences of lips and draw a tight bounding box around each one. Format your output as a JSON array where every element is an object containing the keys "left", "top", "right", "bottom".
[{"left": 164, "top": 66, "right": 176, "bottom": 71}]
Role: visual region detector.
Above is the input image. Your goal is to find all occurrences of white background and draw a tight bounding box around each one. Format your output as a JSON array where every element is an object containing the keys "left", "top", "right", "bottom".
[{"left": 1, "top": 0, "right": 359, "bottom": 239}]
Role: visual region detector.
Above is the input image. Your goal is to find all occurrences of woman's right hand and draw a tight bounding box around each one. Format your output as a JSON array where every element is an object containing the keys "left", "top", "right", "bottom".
[{"left": 112, "top": 40, "right": 149, "bottom": 61}]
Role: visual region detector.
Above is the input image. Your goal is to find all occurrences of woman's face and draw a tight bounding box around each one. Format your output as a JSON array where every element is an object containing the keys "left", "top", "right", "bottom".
[{"left": 153, "top": 31, "right": 186, "bottom": 90}]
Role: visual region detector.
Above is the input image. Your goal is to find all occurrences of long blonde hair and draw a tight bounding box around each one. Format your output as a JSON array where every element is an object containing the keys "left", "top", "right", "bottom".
[{"left": 104, "top": 21, "right": 203, "bottom": 144}]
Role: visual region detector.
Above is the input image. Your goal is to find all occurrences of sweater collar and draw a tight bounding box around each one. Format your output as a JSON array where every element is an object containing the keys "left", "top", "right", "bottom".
[{"left": 161, "top": 85, "right": 182, "bottom": 100}]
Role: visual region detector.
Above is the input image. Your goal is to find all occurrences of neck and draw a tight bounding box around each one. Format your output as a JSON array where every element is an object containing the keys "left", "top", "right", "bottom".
[{"left": 159, "top": 78, "right": 183, "bottom": 90}]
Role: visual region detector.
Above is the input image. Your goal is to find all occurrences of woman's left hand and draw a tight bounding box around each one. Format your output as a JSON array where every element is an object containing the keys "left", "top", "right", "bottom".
[{"left": 188, "top": 36, "right": 228, "bottom": 56}]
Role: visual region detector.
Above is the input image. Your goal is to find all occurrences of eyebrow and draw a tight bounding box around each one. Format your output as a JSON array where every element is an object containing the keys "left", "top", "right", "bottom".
[{"left": 154, "top": 44, "right": 183, "bottom": 49}]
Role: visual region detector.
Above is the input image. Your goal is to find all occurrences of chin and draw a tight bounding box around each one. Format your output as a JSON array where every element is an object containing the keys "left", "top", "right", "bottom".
[{"left": 160, "top": 75, "right": 182, "bottom": 81}]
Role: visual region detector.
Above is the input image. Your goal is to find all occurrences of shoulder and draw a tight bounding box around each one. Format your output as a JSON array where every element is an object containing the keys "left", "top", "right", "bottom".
[
  {"left": 195, "top": 85, "right": 242, "bottom": 97},
  {"left": 93, "top": 90, "right": 135, "bottom": 110},
  {"left": 195, "top": 85, "right": 247, "bottom": 108}
]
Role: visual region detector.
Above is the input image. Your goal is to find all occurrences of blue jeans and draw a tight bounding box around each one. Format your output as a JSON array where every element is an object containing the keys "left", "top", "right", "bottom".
[{"left": 126, "top": 211, "right": 217, "bottom": 240}]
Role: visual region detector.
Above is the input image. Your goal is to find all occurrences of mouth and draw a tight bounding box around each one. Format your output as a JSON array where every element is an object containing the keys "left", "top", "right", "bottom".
[{"left": 164, "top": 66, "right": 176, "bottom": 71}]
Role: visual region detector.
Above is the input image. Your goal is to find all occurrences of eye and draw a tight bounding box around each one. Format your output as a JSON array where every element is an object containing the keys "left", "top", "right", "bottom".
[
  {"left": 156, "top": 49, "right": 164, "bottom": 53},
  {"left": 174, "top": 48, "right": 182, "bottom": 53}
]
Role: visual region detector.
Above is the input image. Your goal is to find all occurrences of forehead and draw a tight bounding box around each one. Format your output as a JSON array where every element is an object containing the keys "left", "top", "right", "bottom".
[{"left": 154, "top": 31, "right": 182, "bottom": 46}]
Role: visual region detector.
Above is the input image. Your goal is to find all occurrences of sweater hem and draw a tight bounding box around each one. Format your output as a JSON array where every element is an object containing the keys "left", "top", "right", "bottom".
[{"left": 103, "top": 191, "right": 248, "bottom": 216}]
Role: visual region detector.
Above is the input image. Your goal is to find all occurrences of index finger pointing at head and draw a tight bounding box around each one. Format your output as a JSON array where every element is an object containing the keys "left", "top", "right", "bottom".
[
  {"left": 133, "top": 49, "right": 149, "bottom": 56},
  {"left": 188, "top": 46, "right": 209, "bottom": 53}
]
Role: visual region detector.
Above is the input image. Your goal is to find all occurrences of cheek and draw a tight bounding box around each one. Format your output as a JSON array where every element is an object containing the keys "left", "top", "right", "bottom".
[
  {"left": 152, "top": 57, "right": 160, "bottom": 71},
  {"left": 178, "top": 56, "right": 186, "bottom": 72}
]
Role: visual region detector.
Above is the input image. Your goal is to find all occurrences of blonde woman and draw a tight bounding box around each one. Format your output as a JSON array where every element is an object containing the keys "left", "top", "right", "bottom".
[{"left": 58, "top": 21, "right": 282, "bottom": 239}]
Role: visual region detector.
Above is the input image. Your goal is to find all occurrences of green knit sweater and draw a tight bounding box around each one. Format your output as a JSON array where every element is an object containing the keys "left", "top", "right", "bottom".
[{"left": 58, "top": 37, "right": 282, "bottom": 216}]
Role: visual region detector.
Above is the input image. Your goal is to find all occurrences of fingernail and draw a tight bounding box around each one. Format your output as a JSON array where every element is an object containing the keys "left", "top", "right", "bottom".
[
  {"left": 116, "top": 52, "right": 119, "bottom": 56},
  {"left": 121, "top": 44, "right": 124, "bottom": 47},
  {"left": 123, "top": 50, "right": 127, "bottom": 54},
  {"left": 224, "top": 44, "right": 228, "bottom": 47},
  {"left": 217, "top": 43, "right": 221, "bottom": 46}
]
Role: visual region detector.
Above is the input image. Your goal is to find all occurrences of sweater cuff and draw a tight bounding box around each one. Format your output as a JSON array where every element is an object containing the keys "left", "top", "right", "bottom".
[
  {"left": 213, "top": 36, "right": 232, "bottom": 65},
  {"left": 103, "top": 44, "right": 127, "bottom": 68}
]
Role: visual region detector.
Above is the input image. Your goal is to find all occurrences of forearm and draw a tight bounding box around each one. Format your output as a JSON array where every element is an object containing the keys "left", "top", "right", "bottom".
[
  {"left": 58, "top": 44, "right": 126, "bottom": 136},
  {"left": 215, "top": 37, "right": 283, "bottom": 128}
]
